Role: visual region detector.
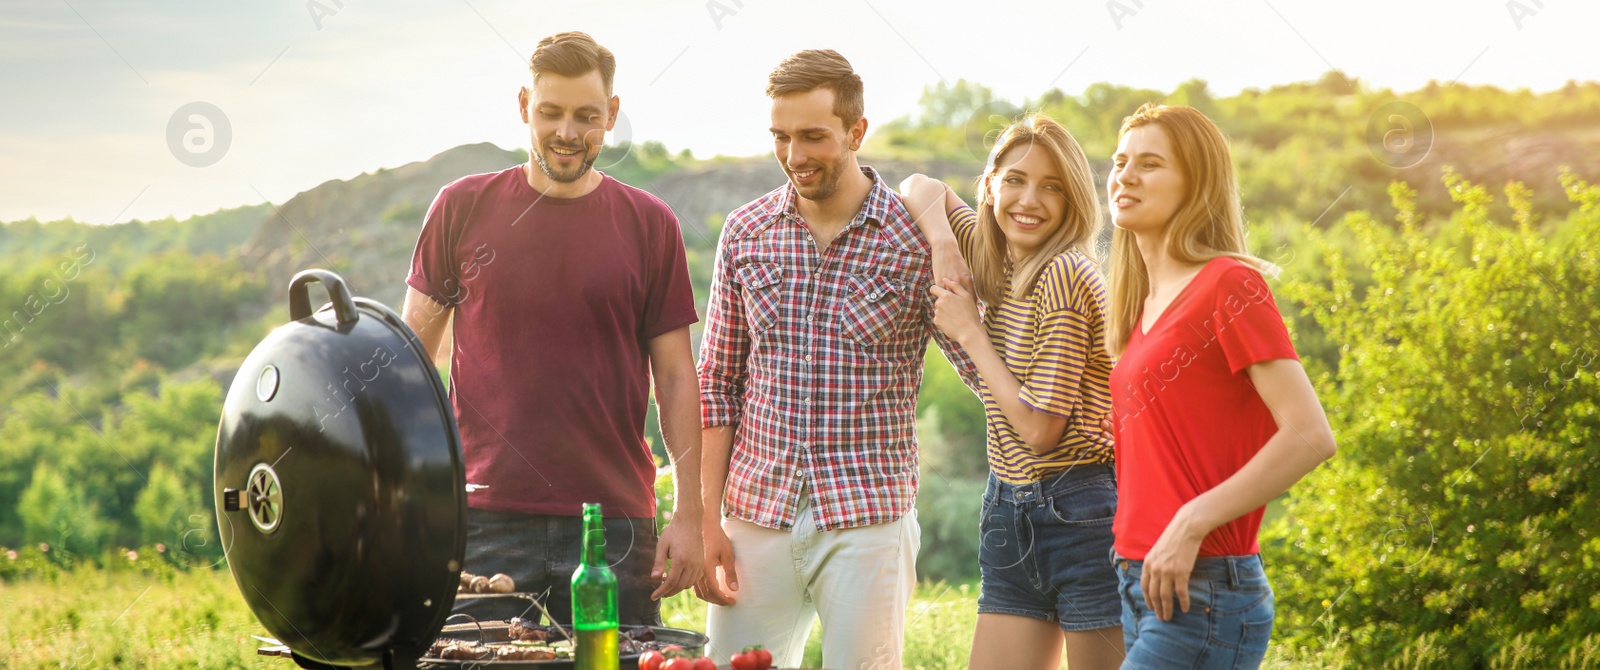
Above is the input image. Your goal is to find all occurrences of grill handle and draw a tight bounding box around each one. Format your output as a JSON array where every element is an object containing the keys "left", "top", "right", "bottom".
[{"left": 288, "top": 269, "right": 359, "bottom": 326}]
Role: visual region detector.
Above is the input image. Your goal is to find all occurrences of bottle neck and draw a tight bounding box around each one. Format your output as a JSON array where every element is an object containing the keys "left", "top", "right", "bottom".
[{"left": 581, "top": 513, "right": 605, "bottom": 567}]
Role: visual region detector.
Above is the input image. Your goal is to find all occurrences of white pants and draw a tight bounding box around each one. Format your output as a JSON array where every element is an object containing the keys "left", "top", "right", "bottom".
[{"left": 706, "top": 498, "right": 921, "bottom": 670}]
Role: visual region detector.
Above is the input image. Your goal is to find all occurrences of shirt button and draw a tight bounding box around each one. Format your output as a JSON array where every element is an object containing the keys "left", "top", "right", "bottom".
[
  {"left": 805, "top": 355, "right": 813, "bottom": 362},
  {"left": 803, "top": 397, "right": 812, "bottom": 405}
]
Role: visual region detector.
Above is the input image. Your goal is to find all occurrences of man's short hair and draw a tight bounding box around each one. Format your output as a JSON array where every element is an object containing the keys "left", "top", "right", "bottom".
[
  {"left": 766, "top": 49, "right": 864, "bottom": 129},
  {"left": 529, "top": 31, "right": 616, "bottom": 94}
]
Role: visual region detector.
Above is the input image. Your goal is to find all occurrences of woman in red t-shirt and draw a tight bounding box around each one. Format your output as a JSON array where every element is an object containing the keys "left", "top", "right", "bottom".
[{"left": 1104, "top": 103, "right": 1337, "bottom": 667}]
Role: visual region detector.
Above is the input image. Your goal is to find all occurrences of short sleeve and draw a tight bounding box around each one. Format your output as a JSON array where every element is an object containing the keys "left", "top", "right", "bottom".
[
  {"left": 1018, "top": 256, "right": 1098, "bottom": 419},
  {"left": 640, "top": 205, "right": 699, "bottom": 340},
  {"left": 949, "top": 205, "right": 979, "bottom": 262},
  {"left": 407, "top": 185, "right": 462, "bottom": 307},
  {"left": 1213, "top": 265, "right": 1298, "bottom": 374}
]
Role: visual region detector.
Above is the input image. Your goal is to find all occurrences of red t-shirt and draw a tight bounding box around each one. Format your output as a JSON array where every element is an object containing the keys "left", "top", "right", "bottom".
[
  {"left": 1110, "top": 257, "right": 1298, "bottom": 559},
  {"left": 407, "top": 165, "right": 698, "bottom": 518}
]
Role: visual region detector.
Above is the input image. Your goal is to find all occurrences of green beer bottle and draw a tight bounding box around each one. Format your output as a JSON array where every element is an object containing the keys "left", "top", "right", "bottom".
[{"left": 572, "top": 502, "right": 619, "bottom": 670}]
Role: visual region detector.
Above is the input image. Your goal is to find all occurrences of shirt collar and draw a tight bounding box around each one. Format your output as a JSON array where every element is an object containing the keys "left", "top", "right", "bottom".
[{"left": 776, "top": 165, "right": 890, "bottom": 230}]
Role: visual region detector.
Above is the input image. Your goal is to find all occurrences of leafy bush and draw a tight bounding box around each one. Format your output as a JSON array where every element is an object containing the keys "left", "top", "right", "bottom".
[
  {"left": 0, "top": 378, "right": 224, "bottom": 567},
  {"left": 0, "top": 544, "right": 63, "bottom": 582},
  {"left": 914, "top": 475, "right": 985, "bottom": 583},
  {"left": 1261, "top": 171, "right": 1600, "bottom": 666},
  {"left": 917, "top": 346, "right": 987, "bottom": 480}
]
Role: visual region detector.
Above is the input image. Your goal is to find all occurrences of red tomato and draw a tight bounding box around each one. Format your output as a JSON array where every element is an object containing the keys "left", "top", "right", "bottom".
[
  {"left": 692, "top": 657, "right": 716, "bottom": 670},
  {"left": 638, "top": 650, "right": 665, "bottom": 670},
  {"left": 662, "top": 658, "right": 696, "bottom": 670},
  {"left": 754, "top": 647, "right": 773, "bottom": 669},
  {"left": 730, "top": 652, "right": 759, "bottom": 670}
]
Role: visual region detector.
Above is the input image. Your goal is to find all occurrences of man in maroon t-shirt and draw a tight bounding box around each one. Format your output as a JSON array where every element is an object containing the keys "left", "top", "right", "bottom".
[{"left": 401, "top": 31, "right": 704, "bottom": 626}]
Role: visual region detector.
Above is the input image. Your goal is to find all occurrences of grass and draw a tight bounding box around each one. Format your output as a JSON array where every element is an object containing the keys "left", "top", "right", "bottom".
[
  {"left": 658, "top": 580, "right": 981, "bottom": 670},
  {"left": 0, "top": 569, "right": 1342, "bottom": 669},
  {"left": 0, "top": 568, "right": 275, "bottom": 669}
]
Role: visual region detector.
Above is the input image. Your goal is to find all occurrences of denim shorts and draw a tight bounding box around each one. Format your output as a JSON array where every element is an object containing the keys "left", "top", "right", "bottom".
[
  {"left": 452, "top": 508, "right": 663, "bottom": 626},
  {"left": 1113, "top": 551, "right": 1274, "bottom": 669},
  {"left": 976, "top": 464, "right": 1122, "bottom": 631}
]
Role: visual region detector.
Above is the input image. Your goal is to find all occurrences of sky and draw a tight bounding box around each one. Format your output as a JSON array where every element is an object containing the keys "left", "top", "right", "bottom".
[{"left": 2, "top": 0, "right": 1597, "bottom": 224}]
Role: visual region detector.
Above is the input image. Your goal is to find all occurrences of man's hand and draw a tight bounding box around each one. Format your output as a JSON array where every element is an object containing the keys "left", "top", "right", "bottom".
[
  {"left": 650, "top": 515, "right": 704, "bottom": 600},
  {"left": 644, "top": 326, "right": 704, "bottom": 600},
  {"left": 692, "top": 522, "right": 739, "bottom": 606}
]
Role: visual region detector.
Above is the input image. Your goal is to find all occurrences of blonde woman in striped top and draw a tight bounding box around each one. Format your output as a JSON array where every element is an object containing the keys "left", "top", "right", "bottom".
[{"left": 901, "top": 113, "right": 1123, "bottom": 670}]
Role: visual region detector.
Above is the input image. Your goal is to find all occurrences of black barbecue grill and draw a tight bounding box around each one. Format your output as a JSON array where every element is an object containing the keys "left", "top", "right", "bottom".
[{"left": 215, "top": 269, "right": 706, "bottom": 670}]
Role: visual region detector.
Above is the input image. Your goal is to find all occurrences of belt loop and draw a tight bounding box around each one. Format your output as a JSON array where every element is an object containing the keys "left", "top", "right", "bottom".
[{"left": 1227, "top": 556, "right": 1242, "bottom": 588}]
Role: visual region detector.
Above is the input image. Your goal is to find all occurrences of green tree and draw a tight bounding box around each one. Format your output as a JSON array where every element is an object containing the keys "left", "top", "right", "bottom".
[
  {"left": 18, "top": 466, "right": 107, "bottom": 558},
  {"left": 134, "top": 465, "right": 204, "bottom": 548},
  {"left": 117, "top": 253, "right": 261, "bottom": 369},
  {"left": 915, "top": 79, "right": 1003, "bottom": 128},
  {"left": 0, "top": 389, "right": 89, "bottom": 544},
  {"left": 116, "top": 378, "right": 224, "bottom": 487},
  {"left": 1167, "top": 78, "right": 1217, "bottom": 116},
  {"left": 598, "top": 140, "right": 683, "bottom": 188},
  {"left": 0, "top": 250, "right": 116, "bottom": 374}
]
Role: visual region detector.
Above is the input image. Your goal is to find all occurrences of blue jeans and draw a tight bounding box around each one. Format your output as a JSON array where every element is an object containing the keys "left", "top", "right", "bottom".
[
  {"left": 976, "top": 465, "right": 1121, "bottom": 631},
  {"left": 453, "top": 508, "right": 663, "bottom": 626},
  {"left": 1114, "top": 552, "right": 1273, "bottom": 669}
]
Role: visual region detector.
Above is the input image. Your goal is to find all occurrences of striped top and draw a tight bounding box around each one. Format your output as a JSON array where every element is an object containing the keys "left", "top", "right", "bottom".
[{"left": 948, "top": 206, "right": 1115, "bottom": 483}]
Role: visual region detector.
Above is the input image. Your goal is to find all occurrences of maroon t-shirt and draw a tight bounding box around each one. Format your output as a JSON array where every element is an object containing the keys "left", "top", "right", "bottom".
[{"left": 407, "top": 165, "right": 698, "bottom": 518}]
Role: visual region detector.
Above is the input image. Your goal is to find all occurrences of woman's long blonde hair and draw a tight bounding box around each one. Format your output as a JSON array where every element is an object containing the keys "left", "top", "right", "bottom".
[
  {"left": 1105, "top": 103, "right": 1274, "bottom": 356},
  {"left": 968, "top": 113, "right": 1102, "bottom": 307}
]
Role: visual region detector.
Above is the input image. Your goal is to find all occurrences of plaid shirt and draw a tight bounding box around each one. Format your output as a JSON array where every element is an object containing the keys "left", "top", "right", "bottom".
[{"left": 699, "top": 167, "right": 959, "bottom": 531}]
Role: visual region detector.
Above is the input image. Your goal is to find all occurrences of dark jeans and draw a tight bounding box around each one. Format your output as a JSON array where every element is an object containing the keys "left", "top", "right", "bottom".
[
  {"left": 452, "top": 508, "right": 663, "bottom": 626},
  {"left": 976, "top": 465, "right": 1122, "bottom": 631}
]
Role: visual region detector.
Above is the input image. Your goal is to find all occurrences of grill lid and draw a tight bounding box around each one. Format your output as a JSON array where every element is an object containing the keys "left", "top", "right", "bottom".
[{"left": 215, "top": 269, "right": 466, "bottom": 668}]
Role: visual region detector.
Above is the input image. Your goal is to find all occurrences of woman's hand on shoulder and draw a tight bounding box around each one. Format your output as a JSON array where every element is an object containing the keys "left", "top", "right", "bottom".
[{"left": 897, "top": 173, "right": 944, "bottom": 204}]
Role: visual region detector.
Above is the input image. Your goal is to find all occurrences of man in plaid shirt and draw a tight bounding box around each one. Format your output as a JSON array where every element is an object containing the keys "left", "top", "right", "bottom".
[{"left": 693, "top": 49, "right": 963, "bottom": 670}]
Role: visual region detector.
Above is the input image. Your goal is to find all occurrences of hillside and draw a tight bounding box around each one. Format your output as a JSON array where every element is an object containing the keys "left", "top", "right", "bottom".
[
  {"left": 234, "top": 126, "right": 1600, "bottom": 319},
  {"left": 234, "top": 144, "right": 985, "bottom": 314},
  {"left": 239, "top": 142, "right": 528, "bottom": 311},
  {"left": 4, "top": 73, "right": 1599, "bottom": 399}
]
